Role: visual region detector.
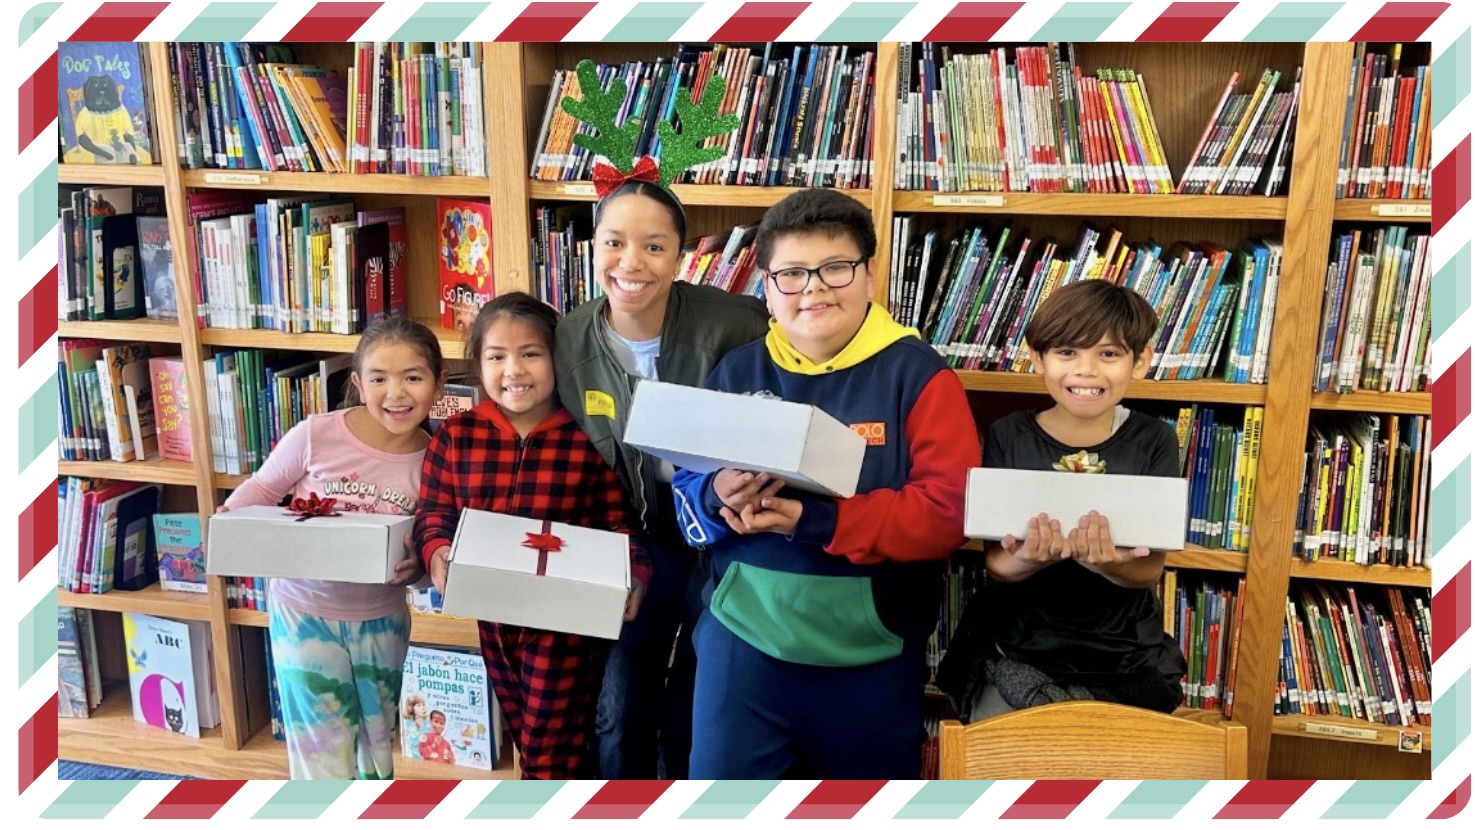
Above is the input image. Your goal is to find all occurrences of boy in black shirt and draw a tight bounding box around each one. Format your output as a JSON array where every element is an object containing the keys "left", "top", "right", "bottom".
[{"left": 938, "top": 279, "right": 1187, "bottom": 720}]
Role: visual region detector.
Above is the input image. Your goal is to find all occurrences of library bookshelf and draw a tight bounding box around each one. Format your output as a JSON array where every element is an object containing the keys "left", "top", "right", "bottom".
[{"left": 57, "top": 41, "right": 1431, "bottom": 781}]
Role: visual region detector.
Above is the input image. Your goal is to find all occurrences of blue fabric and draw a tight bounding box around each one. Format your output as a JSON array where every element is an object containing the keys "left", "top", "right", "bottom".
[{"left": 59, "top": 760, "right": 199, "bottom": 780}]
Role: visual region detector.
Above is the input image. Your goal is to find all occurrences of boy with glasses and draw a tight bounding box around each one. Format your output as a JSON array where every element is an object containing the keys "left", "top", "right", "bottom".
[{"left": 671, "top": 189, "right": 980, "bottom": 778}]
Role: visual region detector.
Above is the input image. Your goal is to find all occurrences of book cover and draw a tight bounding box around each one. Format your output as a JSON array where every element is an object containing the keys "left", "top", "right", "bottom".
[
  {"left": 356, "top": 207, "right": 407, "bottom": 319},
  {"left": 124, "top": 612, "right": 210, "bottom": 737},
  {"left": 58, "top": 607, "right": 91, "bottom": 718},
  {"left": 436, "top": 198, "right": 493, "bottom": 332},
  {"left": 58, "top": 42, "right": 154, "bottom": 165},
  {"left": 428, "top": 378, "right": 482, "bottom": 433},
  {"left": 353, "top": 220, "right": 391, "bottom": 329},
  {"left": 399, "top": 646, "right": 496, "bottom": 770},
  {"left": 155, "top": 512, "right": 206, "bottom": 593},
  {"left": 137, "top": 216, "right": 176, "bottom": 320},
  {"left": 149, "top": 357, "right": 192, "bottom": 462}
]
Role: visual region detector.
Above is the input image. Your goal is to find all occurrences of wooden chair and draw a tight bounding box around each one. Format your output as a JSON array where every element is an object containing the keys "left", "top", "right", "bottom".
[{"left": 938, "top": 701, "right": 1248, "bottom": 780}]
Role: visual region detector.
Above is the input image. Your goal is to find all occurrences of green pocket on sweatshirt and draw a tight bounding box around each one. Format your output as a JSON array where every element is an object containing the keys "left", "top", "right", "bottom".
[{"left": 708, "top": 562, "right": 903, "bottom": 667}]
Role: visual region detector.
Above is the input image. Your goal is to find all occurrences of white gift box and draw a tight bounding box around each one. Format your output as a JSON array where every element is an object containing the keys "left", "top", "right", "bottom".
[
  {"left": 964, "top": 468, "right": 1189, "bottom": 551},
  {"left": 206, "top": 504, "right": 412, "bottom": 583},
  {"left": 622, "top": 380, "right": 867, "bottom": 498},
  {"left": 441, "top": 509, "right": 631, "bottom": 640}
]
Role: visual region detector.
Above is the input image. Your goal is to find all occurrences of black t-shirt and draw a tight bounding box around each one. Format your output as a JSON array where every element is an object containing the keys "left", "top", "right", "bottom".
[{"left": 980, "top": 408, "right": 1182, "bottom": 681}]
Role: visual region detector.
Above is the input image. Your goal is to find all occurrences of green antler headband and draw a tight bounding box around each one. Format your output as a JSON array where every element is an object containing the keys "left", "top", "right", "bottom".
[{"left": 560, "top": 59, "right": 741, "bottom": 195}]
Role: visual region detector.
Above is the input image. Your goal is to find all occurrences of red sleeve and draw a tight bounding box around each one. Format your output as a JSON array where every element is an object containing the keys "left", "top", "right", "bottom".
[
  {"left": 415, "top": 420, "right": 462, "bottom": 568},
  {"left": 589, "top": 447, "right": 653, "bottom": 588},
  {"left": 827, "top": 370, "right": 979, "bottom": 565}
]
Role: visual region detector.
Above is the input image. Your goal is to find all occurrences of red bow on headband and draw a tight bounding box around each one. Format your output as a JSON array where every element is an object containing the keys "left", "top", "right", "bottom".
[
  {"left": 522, "top": 519, "right": 566, "bottom": 576},
  {"left": 592, "top": 155, "right": 660, "bottom": 198},
  {"left": 287, "top": 492, "right": 341, "bottom": 522}
]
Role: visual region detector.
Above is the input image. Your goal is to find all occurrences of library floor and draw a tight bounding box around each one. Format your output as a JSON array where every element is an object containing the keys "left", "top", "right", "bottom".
[{"left": 59, "top": 760, "right": 197, "bottom": 781}]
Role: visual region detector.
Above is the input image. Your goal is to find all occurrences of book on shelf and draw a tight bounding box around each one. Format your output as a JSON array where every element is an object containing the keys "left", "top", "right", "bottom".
[
  {"left": 1178, "top": 67, "right": 1302, "bottom": 196},
  {"left": 1161, "top": 570, "right": 1245, "bottom": 716},
  {"left": 58, "top": 340, "right": 157, "bottom": 463},
  {"left": 1295, "top": 414, "right": 1430, "bottom": 568},
  {"left": 149, "top": 356, "right": 192, "bottom": 462},
  {"left": 154, "top": 511, "right": 206, "bottom": 593},
  {"left": 137, "top": 216, "right": 177, "bottom": 321},
  {"left": 400, "top": 646, "right": 498, "bottom": 770},
  {"left": 428, "top": 378, "right": 483, "bottom": 434},
  {"left": 531, "top": 43, "right": 876, "bottom": 189},
  {"left": 1277, "top": 584, "right": 1430, "bottom": 728},
  {"left": 57, "top": 42, "right": 156, "bottom": 166},
  {"left": 531, "top": 205, "right": 596, "bottom": 314},
  {"left": 1338, "top": 43, "right": 1431, "bottom": 200},
  {"left": 1314, "top": 226, "right": 1430, "bottom": 394},
  {"left": 357, "top": 207, "right": 409, "bottom": 321},
  {"left": 58, "top": 607, "right": 102, "bottom": 719},
  {"left": 202, "top": 349, "right": 351, "bottom": 477},
  {"left": 123, "top": 612, "right": 219, "bottom": 738},
  {"left": 890, "top": 220, "right": 1279, "bottom": 382},
  {"left": 437, "top": 198, "right": 494, "bottom": 332},
  {"left": 1161, "top": 404, "right": 1264, "bottom": 553},
  {"left": 57, "top": 477, "right": 161, "bottom": 595},
  {"left": 169, "top": 42, "right": 485, "bottom": 176},
  {"left": 58, "top": 187, "right": 165, "bottom": 322}
]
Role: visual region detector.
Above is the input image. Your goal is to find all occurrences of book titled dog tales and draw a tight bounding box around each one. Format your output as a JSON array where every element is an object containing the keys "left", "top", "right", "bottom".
[{"left": 58, "top": 42, "right": 154, "bottom": 165}]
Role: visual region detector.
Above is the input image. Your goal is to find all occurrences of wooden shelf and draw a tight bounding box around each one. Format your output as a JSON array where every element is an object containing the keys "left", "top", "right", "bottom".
[
  {"left": 1332, "top": 199, "right": 1432, "bottom": 223},
  {"left": 892, "top": 191, "right": 1289, "bottom": 219},
  {"left": 230, "top": 609, "right": 480, "bottom": 649},
  {"left": 1172, "top": 707, "right": 1227, "bottom": 727},
  {"left": 953, "top": 370, "right": 1268, "bottom": 405},
  {"left": 58, "top": 164, "right": 166, "bottom": 187},
  {"left": 181, "top": 169, "right": 491, "bottom": 197},
  {"left": 1167, "top": 547, "right": 1248, "bottom": 573},
  {"left": 61, "top": 682, "right": 515, "bottom": 779},
  {"left": 59, "top": 457, "right": 197, "bottom": 486},
  {"left": 58, "top": 583, "right": 211, "bottom": 621},
  {"left": 1309, "top": 390, "right": 1431, "bottom": 415},
  {"left": 1289, "top": 558, "right": 1431, "bottom": 588},
  {"left": 214, "top": 473, "right": 250, "bottom": 490},
  {"left": 200, "top": 322, "right": 465, "bottom": 359},
  {"left": 1273, "top": 713, "right": 1431, "bottom": 751},
  {"left": 528, "top": 179, "right": 874, "bottom": 208},
  {"left": 58, "top": 318, "right": 183, "bottom": 343}
]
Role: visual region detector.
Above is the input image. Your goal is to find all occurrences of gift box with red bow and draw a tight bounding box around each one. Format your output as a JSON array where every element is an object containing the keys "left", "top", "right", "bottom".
[
  {"left": 441, "top": 509, "right": 631, "bottom": 640},
  {"left": 206, "top": 501, "right": 413, "bottom": 583}
]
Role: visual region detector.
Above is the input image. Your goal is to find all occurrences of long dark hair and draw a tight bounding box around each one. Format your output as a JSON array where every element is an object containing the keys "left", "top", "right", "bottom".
[
  {"left": 342, "top": 316, "right": 446, "bottom": 407},
  {"left": 465, "top": 292, "right": 560, "bottom": 366}
]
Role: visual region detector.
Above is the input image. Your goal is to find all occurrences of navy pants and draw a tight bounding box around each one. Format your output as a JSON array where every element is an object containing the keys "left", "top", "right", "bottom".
[
  {"left": 688, "top": 609, "right": 929, "bottom": 779},
  {"left": 593, "top": 534, "right": 704, "bottom": 779}
]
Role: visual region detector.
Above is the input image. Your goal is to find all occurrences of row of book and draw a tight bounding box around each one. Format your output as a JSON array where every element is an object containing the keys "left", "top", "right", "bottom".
[
  {"left": 1160, "top": 406, "right": 1265, "bottom": 554},
  {"left": 57, "top": 42, "right": 158, "bottom": 166},
  {"left": 531, "top": 206, "right": 598, "bottom": 313},
  {"left": 1337, "top": 44, "right": 1432, "bottom": 200},
  {"left": 57, "top": 342, "right": 170, "bottom": 464},
  {"left": 1314, "top": 226, "right": 1430, "bottom": 394},
  {"left": 202, "top": 349, "right": 351, "bottom": 477},
  {"left": 890, "top": 220, "right": 1281, "bottom": 383},
  {"left": 925, "top": 556, "right": 987, "bottom": 678},
  {"left": 167, "top": 42, "right": 486, "bottom": 177},
  {"left": 1277, "top": 584, "right": 1431, "bottom": 727},
  {"left": 56, "top": 477, "right": 157, "bottom": 595},
  {"left": 1178, "top": 68, "right": 1301, "bottom": 196},
  {"left": 531, "top": 44, "right": 877, "bottom": 189},
  {"left": 1295, "top": 414, "right": 1430, "bottom": 568},
  {"left": 1162, "top": 571, "right": 1245, "bottom": 716},
  {"left": 57, "top": 607, "right": 107, "bottom": 719},
  {"left": 59, "top": 186, "right": 175, "bottom": 322}
]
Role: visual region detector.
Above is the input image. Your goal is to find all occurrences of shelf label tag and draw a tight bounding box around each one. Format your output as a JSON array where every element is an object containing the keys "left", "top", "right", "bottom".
[
  {"left": 562, "top": 183, "right": 597, "bottom": 197},
  {"left": 932, "top": 194, "right": 1005, "bottom": 208},
  {"left": 1374, "top": 203, "right": 1431, "bottom": 218},
  {"left": 1301, "top": 722, "right": 1380, "bottom": 741},
  {"left": 203, "top": 172, "right": 266, "bottom": 186}
]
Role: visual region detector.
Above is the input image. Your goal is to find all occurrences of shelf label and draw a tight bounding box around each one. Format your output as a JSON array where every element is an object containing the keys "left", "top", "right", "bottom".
[
  {"left": 1301, "top": 722, "right": 1380, "bottom": 741},
  {"left": 932, "top": 194, "right": 1006, "bottom": 208},
  {"left": 1374, "top": 203, "right": 1431, "bottom": 218},
  {"left": 204, "top": 172, "right": 266, "bottom": 186},
  {"left": 562, "top": 183, "right": 597, "bottom": 197}
]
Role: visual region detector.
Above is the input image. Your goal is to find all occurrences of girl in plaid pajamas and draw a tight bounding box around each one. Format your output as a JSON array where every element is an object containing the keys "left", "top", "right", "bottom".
[
  {"left": 415, "top": 292, "right": 652, "bottom": 780},
  {"left": 220, "top": 317, "right": 445, "bottom": 779}
]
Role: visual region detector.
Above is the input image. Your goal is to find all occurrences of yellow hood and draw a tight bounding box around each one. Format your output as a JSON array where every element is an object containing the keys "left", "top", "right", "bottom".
[{"left": 765, "top": 303, "right": 920, "bottom": 375}]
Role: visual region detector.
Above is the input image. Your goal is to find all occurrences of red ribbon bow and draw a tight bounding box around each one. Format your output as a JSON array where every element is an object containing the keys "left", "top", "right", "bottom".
[
  {"left": 522, "top": 519, "right": 565, "bottom": 576},
  {"left": 592, "top": 155, "right": 660, "bottom": 198},
  {"left": 287, "top": 492, "right": 341, "bottom": 522}
]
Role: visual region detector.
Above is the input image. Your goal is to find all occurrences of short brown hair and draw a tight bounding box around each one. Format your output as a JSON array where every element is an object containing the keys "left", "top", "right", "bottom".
[{"left": 1025, "top": 279, "right": 1159, "bottom": 358}]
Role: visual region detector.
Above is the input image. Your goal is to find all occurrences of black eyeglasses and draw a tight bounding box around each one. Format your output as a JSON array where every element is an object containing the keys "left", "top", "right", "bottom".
[{"left": 766, "top": 260, "right": 866, "bottom": 295}]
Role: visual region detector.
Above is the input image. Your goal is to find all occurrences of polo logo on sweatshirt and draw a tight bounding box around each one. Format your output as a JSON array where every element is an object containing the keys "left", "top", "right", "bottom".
[
  {"left": 585, "top": 390, "right": 616, "bottom": 420},
  {"left": 850, "top": 422, "right": 886, "bottom": 446}
]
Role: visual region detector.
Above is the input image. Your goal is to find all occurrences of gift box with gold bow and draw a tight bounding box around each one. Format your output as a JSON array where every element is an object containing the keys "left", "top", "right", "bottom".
[
  {"left": 206, "top": 501, "right": 414, "bottom": 584},
  {"left": 441, "top": 509, "right": 631, "bottom": 640}
]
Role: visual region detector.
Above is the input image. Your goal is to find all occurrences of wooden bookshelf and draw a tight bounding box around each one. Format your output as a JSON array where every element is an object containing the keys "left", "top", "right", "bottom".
[
  {"left": 529, "top": 179, "right": 875, "bottom": 208},
  {"left": 59, "top": 164, "right": 165, "bottom": 187},
  {"left": 954, "top": 371, "right": 1268, "bottom": 405},
  {"left": 1166, "top": 547, "right": 1248, "bottom": 574},
  {"left": 1272, "top": 713, "right": 1431, "bottom": 751},
  {"left": 1331, "top": 199, "right": 1433, "bottom": 222},
  {"left": 200, "top": 322, "right": 465, "bottom": 360},
  {"left": 891, "top": 191, "right": 1289, "bottom": 219},
  {"left": 59, "top": 458, "right": 197, "bottom": 487},
  {"left": 59, "top": 583, "right": 211, "bottom": 621},
  {"left": 1308, "top": 389, "right": 1431, "bottom": 415},
  {"left": 58, "top": 318, "right": 183, "bottom": 343},
  {"left": 180, "top": 169, "right": 492, "bottom": 198},
  {"left": 230, "top": 609, "right": 481, "bottom": 649},
  {"left": 214, "top": 472, "right": 250, "bottom": 489},
  {"left": 1289, "top": 558, "right": 1432, "bottom": 588}
]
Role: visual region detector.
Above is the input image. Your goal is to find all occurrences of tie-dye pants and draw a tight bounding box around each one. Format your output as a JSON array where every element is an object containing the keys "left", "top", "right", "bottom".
[{"left": 268, "top": 602, "right": 411, "bottom": 780}]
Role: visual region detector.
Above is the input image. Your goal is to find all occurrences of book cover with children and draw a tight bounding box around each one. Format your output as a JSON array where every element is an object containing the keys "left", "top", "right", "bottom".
[
  {"left": 58, "top": 42, "right": 153, "bottom": 165},
  {"left": 148, "top": 357, "right": 191, "bottom": 462},
  {"left": 154, "top": 512, "right": 205, "bottom": 593},
  {"left": 436, "top": 198, "right": 493, "bottom": 332},
  {"left": 123, "top": 612, "right": 216, "bottom": 738},
  {"left": 399, "top": 646, "right": 497, "bottom": 770}
]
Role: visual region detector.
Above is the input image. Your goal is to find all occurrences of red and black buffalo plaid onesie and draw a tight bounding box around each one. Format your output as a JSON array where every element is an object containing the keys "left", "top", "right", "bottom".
[{"left": 415, "top": 400, "right": 651, "bottom": 779}]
